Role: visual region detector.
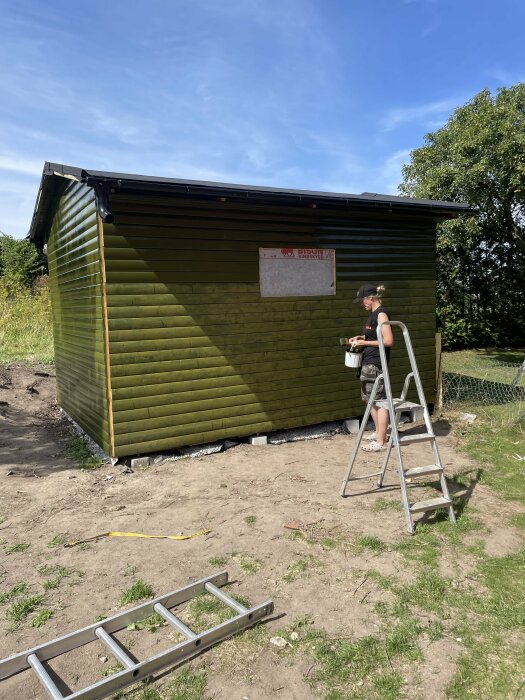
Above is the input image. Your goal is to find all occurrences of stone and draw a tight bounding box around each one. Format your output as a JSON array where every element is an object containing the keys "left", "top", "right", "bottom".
[{"left": 249, "top": 435, "right": 268, "bottom": 445}]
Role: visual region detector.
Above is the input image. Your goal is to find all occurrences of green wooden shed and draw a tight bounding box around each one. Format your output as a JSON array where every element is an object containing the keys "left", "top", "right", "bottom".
[{"left": 29, "top": 162, "right": 469, "bottom": 458}]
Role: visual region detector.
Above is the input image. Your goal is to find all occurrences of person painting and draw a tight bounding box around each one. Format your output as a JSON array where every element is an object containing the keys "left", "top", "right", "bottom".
[{"left": 348, "top": 283, "right": 394, "bottom": 452}]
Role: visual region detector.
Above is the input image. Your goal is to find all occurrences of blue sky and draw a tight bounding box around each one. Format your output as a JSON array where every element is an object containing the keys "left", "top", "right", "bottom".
[{"left": 1, "top": 0, "right": 524, "bottom": 238}]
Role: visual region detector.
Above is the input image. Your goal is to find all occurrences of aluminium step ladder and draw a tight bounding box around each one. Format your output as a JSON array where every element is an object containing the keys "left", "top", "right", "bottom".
[
  {"left": 340, "top": 320, "right": 456, "bottom": 535},
  {"left": 0, "top": 571, "right": 273, "bottom": 700}
]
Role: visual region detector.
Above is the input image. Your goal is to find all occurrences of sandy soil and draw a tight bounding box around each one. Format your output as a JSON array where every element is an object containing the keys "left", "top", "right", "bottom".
[{"left": 1, "top": 364, "right": 524, "bottom": 700}]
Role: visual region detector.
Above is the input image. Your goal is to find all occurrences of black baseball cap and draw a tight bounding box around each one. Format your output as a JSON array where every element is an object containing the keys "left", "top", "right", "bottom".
[{"left": 352, "top": 283, "right": 377, "bottom": 303}]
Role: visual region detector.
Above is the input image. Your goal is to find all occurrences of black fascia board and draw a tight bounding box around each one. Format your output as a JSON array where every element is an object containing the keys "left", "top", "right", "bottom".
[{"left": 29, "top": 162, "right": 476, "bottom": 247}]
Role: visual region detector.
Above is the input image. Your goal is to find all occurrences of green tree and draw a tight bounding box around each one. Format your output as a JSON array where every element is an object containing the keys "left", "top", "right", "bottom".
[
  {"left": 0, "top": 233, "right": 47, "bottom": 287},
  {"left": 400, "top": 84, "right": 525, "bottom": 348}
]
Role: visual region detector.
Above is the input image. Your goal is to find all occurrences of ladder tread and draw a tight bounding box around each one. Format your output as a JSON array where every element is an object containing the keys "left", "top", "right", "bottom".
[
  {"left": 398, "top": 433, "right": 434, "bottom": 444},
  {"left": 410, "top": 497, "right": 451, "bottom": 513},
  {"left": 404, "top": 464, "right": 443, "bottom": 478},
  {"left": 376, "top": 399, "right": 423, "bottom": 411}
]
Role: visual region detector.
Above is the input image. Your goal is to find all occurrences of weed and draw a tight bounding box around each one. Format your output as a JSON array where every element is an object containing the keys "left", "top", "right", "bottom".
[
  {"left": 102, "top": 662, "right": 124, "bottom": 678},
  {"left": 244, "top": 515, "right": 257, "bottom": 525},
  {"left": 427, "top": 620, "right": 444, "bottom": 641},
  {"left": 32, "top": 610, "right": 53, "bottom": 628},
  {"left": 208, "top": 555, "right": 227, "bottom": 567},
  {"left": 385, "top": 617, "right": 423, "bottom": 661},
  {"left": 5, "top": 543, "right": 30, "bottom": 553},
  {"left": 355, "top": 535, "right": 386, "bottom": 553},
  {"left": 119, "top": 580, "right": 153, "bottom": 607},
  {"left": 123, "top": 564, "right": 139, "bottom": 577},
  {"left": 67, "top": 436, "right": 101, "bottom": 470},
  {"left": 7, "top": 595, "right": 44, "bottom": 626},
  {"left": 283, "top": 555, "right": 319, "bottom": 583},
  {"left": 42, "top": 566, "right": 83, "bottom": 591},
  {"left": 127, "top": 612, "right": 166, "bottom": 633},
  {"left": 235, "top": 553, "right": 261, "bottom": 575},
  {"left": 48, "top": 533, "right": 68, "bottom": 547},
  {"left": 0, "top": 582, "right": 28, "bottom": 604},
  {"left": 320, "top": 537, "right": 337, "bottom": 550}
]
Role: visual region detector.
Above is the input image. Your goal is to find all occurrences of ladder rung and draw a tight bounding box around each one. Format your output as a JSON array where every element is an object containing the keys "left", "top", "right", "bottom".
[
  {"left": 28, "top": 654, "right": 64, "bottom": 700},
  {"left": 410, "top": 497, "right": 451, "bottom": 513},
  {"left": 95, "top": 627, "right": 135, "bottom": 669},
  {"left": 205, "top": 582, "right": 248, "bottom": 614},
  {"left": 154, "top": 603, "right": 197, "bottom": 640},
  {"left": 347, "top": 471, "right": 383, "bottom": 481},
  {"left": 404, "top": 465, "right": 443, "bottom": 478},
  {"left": 398, "top": 433, "right": 434, "bottom": 444}
]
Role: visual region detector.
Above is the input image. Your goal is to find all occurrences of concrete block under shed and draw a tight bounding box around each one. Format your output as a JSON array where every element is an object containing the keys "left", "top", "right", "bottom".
[
  {"left": 249, "top": 436, "right": 268, "bottom": 445},
  {"left": 130, "top": 456, "right": 151, "bottom": 469},
  {"left": 343, "top": 419, "right": 360, "bottom": 434}
]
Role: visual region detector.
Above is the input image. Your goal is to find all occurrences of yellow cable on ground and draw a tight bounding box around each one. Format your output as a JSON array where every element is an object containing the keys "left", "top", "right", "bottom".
[{"left": 65, "top": 529, "right": 211, "bottom": 547}]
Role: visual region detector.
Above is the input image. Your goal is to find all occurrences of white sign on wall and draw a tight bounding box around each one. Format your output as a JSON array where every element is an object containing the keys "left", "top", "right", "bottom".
[{"left": 259, "top": 248, "right": 336, "bottom": 297}]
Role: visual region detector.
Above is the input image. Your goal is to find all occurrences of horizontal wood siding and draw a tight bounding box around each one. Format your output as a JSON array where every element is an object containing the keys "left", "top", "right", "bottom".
[
  {"left": 47, "top": 182, "right": 111, "bottom": 452},
  {"left": 104, "top": 194, "right": 436, "bottom": 457}
]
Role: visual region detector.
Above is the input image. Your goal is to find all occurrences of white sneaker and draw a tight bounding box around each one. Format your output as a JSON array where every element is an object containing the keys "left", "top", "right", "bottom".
[{"left": 366, "top": 432, "right": 377, "bottom": 441}]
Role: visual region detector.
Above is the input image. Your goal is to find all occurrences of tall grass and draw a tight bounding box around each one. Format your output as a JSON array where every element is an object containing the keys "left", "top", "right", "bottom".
[{"left": 0, "top": 278, "right": 54, "bottom": 363}]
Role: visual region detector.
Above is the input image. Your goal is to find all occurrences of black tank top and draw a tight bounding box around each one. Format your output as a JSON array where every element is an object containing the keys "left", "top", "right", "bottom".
[{"left": 363, "top": 306, "right": 391, "bottom": 368}]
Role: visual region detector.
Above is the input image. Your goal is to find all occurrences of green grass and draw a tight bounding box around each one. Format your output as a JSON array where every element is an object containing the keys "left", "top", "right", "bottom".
[
  {"left": 67, "top": 436, "right": 101, "bottom": 470},
  {"left": 119, "top": 580, "right": 153, "bottom": 607},
  {"left": 6, "top": 595, "right": 44, "bottom": 626},
  {"left": 166, "top": 667, "right": 207, "bottom": 700},
  {"left": 48, "top": 533, "right": 68, "bottom": 547},
  {"left": 42, "top": 566, "right": 84, "bottom": 590},
  {"left": 5, "top": 543, "right": 30, "bottom": 553},
  {"left": 127, "top": 612, "right": 166, "bottom": 633},
  {"left": 283, "top": 555, "right": 320, "bottom": 583},
  {"left": 0, "top": 281, "right": 53, "bottom": 363},
  {"left": 0, "top": 582, "right": 28, "bottom": 604},
  {"left": 207, "top": 555, "right": 227, "bottom": 567},
  {"left": 244, "top": 515, "right": 257, "bottom": 525},
  {"left": 510, "top": 512, "right": 525, "bottom": 528},
  {"left": 31, "top": 609, "right": 53, "bottom": 628},
  {"left": 234, "top": 553, "right": 261, "bottom": 575},
  {"left": 355, "top": 535, "right": 387, "bottom": 553}
]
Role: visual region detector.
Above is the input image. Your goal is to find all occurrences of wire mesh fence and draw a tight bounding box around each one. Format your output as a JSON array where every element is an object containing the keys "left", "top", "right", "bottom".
[{"left": 442, "top": 357, "right": 525, "bottom": 422}]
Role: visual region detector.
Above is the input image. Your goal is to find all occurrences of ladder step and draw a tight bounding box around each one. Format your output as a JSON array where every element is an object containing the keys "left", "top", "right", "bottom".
[
  {"left": 410, "top": 497, "right": 451, "bottom": 513},
  {"left": 404, "top": 465, "right": 443, "bottom": 478},
  {"left": 376, "top": 399, "right": 423, "bottom": 412},
  {"left": 28, "top": 654, "right": 64, "bottom": 700},
  {"left": 154, "top": 603, "right": 197, "bottom": 640},
  {"left": 95, "top": 627, "right": 135, "bottom": 668},
  {"left": 205, "top": 582, "right": 248, "bottom": 614},
  {"left": 398, "top": 433, "right": 434, "bottom": 444}
]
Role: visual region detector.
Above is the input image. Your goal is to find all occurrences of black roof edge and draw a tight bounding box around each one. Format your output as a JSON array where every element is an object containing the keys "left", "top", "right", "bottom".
[{"left": 29, "top": 162, "right": 477, "bottom": 247}]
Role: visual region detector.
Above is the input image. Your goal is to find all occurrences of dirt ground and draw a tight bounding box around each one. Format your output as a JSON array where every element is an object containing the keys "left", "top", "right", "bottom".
[{"left": 1, "top": 364, "right": 524, "bottom": 700}]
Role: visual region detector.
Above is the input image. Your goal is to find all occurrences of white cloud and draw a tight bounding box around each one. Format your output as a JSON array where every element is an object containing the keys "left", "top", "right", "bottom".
[
  {"left": 379, "top": 98, "right": 459, "bottom": 132},
  {"left": 0, "top": 154, "right": 43, "bottom": 176}
]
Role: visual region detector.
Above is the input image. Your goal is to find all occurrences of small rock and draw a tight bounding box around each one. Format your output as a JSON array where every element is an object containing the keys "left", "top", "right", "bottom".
[
  {"left": 99, "top": 656, "right": 108, "bottom": 663},
  {"left": 290, "top": 632, "right": 299, "bottom": 641},
  {"left": 459, "top": 412, "right": 476, "bottom": 422},
  {"left": 270, "top": 636, "right": 288, "bottom": 648}
]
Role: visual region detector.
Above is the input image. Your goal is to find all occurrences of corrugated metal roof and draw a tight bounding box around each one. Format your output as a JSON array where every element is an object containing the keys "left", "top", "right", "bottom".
[{"left": 29, "top": 161, "right": 475, "bottom": 245}]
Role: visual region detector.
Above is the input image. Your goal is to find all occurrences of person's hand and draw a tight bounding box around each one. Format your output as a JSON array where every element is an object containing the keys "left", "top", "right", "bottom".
[
  {"left": 348, "top": 335, "right": 361, "bottom": 343},
  {"left": 353, "top": 338, "right": 367, "bottom": 347}
]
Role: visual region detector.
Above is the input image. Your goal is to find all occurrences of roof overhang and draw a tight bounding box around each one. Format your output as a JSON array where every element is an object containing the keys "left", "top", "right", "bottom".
[{"left": 29, "top": 162, "right": 476, "bottom": 249}]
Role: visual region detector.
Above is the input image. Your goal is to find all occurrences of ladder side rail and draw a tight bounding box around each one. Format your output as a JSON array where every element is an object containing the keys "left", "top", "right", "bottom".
[
  {"left": 340, "top": 374, "right": 384, "bottom": 496},
  {"left": 378, "top": 321, "right": 416, "bottom": 533},
  {"left": 0, "top": 571, "right": 228, "bottom": 681}
]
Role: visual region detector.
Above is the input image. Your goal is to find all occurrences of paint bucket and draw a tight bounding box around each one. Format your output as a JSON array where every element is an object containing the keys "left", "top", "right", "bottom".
[{"left": 345, "top": 351, "right": 363, "bottom": 368}]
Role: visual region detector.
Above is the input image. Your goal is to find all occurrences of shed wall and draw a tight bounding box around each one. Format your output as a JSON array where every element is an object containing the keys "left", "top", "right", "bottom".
[
  {"left": 103, "top": 194, "right": 437, "bottom": 457},
  {"left": 47, "top": 181, "right": 111, "bottom": 452}
]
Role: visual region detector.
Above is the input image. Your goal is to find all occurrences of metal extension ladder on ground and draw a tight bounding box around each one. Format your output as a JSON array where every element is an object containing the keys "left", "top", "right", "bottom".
[
  {"left": 340, "top": 320, "right": 456, "bottom": 534},
  {"left": 0, "top": 571, "right": 273, "bottom": 700}
]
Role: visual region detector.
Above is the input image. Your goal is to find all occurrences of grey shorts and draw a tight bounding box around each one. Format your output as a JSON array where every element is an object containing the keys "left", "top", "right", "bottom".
[{"left": 360, "top": 364, "right": 386, "bottom": 402}]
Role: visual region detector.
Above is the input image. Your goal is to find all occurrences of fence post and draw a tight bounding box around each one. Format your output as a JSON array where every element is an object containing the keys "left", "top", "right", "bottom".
[{"left": 435, "top": 332, "right": 443, "bottom": 410}]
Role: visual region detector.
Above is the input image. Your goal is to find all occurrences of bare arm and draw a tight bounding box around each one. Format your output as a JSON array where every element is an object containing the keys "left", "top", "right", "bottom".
[{"left": 353, "top": 313, "right": 394, "bottom": 348}]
